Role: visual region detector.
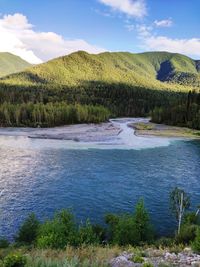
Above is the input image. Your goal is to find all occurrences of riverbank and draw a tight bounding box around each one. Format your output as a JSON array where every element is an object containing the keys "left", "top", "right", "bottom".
[
  {"left": 1, "top": 245, "right": 200, "bottom": 267},
  {"left": 0, "top": 118, "right": 199, "bottom": 142},
  {"left": 0, "top": 118, "right": 176, "bottom": 150},
  {"left": 130, "top": 121, "right": 200, "bottom": 139},
  {"left": 0, "top": 122, "right": 121, "bottom": 142}
]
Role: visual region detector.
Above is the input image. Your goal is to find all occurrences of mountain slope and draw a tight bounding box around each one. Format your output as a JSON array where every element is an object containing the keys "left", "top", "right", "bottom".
[
  {"left": 1, "top": 51, "right": 200, "bottom": 90},
  {"left": 0, "top": 52, "right": 31, "bottom": 78}
]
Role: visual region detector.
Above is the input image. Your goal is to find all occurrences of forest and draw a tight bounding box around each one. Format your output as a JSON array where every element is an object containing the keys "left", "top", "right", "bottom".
[
  {"left": 0, "top": 81, "right": 199, "bottom": 128},
  {"left": 0, "top": 101, "right": 110, "bottom": 127}
]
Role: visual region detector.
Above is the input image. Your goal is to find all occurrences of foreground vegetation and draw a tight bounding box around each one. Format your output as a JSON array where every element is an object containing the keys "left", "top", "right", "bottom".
[{"left": 1, "top": 188, "right": 200, "bottom": 266}]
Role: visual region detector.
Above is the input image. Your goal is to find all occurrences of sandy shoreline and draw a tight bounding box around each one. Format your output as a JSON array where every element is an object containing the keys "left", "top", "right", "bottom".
[
  {"left": 0, "top": 119, "right": 199, "bottom": 141},
  {"left": 0, "top": 122, "right": 122, "bottom": 142},
  {"left": 131, "top": 121, "right": 200, "bottom": 139}
]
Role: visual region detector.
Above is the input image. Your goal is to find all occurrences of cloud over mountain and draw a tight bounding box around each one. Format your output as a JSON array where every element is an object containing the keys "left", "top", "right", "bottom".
[{"left": 0, "top": 13, "right": 105, "bottom": 64}]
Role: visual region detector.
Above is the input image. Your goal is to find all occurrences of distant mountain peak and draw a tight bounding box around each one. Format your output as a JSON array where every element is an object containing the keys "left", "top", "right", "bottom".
[{"left": 0, "top": 52, "right": 31, "bottom": 78}]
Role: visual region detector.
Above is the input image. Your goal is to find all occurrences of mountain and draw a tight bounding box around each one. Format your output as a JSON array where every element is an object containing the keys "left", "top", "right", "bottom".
[
  {"left": 0, "top": 52, "right": 31, "bottom": 78},
  {"left": 1, "top": 51, "right": 200, "bottom": 90},
  {"left": 0, "top": 51, "right": 200, "bottom": 129}
]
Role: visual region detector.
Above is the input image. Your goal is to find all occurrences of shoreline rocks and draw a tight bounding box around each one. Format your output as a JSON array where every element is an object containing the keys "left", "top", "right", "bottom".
[{"left": 110, "top": 249, "right": 200, "bottom": 267}]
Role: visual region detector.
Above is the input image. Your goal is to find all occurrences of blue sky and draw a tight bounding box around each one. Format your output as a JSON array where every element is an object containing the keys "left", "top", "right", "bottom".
[{"left": 0, "top": 0, "right": 199, "bottom": 63}]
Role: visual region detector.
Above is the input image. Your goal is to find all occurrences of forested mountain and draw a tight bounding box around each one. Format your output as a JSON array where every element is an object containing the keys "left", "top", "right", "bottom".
[
  {"left": 2, "top": 51, "right": 200, "bottom": 89},
  {"left": 0, "top": 53, "right": 31, "bottom": 78},
  {"left": 0, "top": 51, "right": 200, "bottom": 128}
]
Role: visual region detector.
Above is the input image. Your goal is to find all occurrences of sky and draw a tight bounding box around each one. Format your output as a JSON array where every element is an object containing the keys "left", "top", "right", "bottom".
[{"left": 0, "top": 0, "right": 199, "bottom": 64}]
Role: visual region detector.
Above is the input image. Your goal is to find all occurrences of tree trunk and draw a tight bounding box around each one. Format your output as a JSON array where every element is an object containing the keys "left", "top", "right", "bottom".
[
  {"left": 178, "top": 192, "right": 183, "bottom": 235},
  {"left": 196, "top": 209, "right": 200, "bottom": 216}
]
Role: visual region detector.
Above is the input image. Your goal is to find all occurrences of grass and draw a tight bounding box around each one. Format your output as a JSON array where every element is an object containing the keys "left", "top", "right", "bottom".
[
  {"left": 132, "top": 122, "right": 155, "bottom": 131},
  {"left": 0, "top": 244, "right": 194, "bottom": 267},
  {"left": 133, "top": 122, "right": 200, "bottom": 138},
  {"left": 0, "top": 246, "right": 122, "bottom": 267}
]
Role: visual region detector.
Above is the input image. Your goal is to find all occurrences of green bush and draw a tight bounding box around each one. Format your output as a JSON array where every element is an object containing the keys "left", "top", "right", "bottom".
[
  {"left": 105, "top": 199, "right": 154, "bottom": 246},
  {"left": 192, "top": 227, "right": 200, "bottom": 252},
  {"left": 0, "top": 238, "right": 9, "bottom": 248},
  {"left": 176, "top": 224, "right": 197, "bottom": 244},
  {"left": 134, "top": 199, "right": 154, "bottom": 242},
  {"left": 92, "top": 224, "right": 106, "bottom": 243},
  {"left": 183, "top": 212, "right": 200, "bottom": 225},
  {"left": 15, "top": 213, "right": 40, "bottom": 245},
  {"left": 3, "top": 253, "right": 26, "bottom": 267},
  {"left": 132, "top": 255, "right": 144, "bottom": 263},
  {"left": 112, "top": 215, "right": 140, "bottom": 246},
  {"left": 78, "top": 220, "right": 100, "bottom": 245},
  {"left": 105, "top": 214, "right": 119, "bottom": 242},
  {"left": 36, "top": 210, "right": 77, "bottom": 249},
  {"left": 154, "top": 237, "right": 174, "bottom": 248}
]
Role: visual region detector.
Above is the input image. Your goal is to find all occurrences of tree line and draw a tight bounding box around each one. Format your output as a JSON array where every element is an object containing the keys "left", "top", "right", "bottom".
[
  {"left": 151, "top": 90, "right": 200, "bottom": 129},
  {"left": 0, "top": 81, "right": 200, "bottom": 128},
  {"left": 0, "top": 102, "right": 110, "bottom": 127}
]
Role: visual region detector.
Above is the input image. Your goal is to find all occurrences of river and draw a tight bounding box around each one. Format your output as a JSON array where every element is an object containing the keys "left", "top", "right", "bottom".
[{"left": 0, "top": 118, "right": 200, "bottom": 239}]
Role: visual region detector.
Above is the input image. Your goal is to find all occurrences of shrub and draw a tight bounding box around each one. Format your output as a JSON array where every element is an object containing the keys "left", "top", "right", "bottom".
[
  {"left": 36, "top": 210, "right": 77, "bottom": 249},
  {"left": 92, "top": 224, "right": 107, "bottom": 243},
  {"left": 192, "top": 227, "right": 200, "bottom": 252},
  {"left": 78, "top": 220, "right": 100, "bottom": 245},
  {"left": 105, "top": 214, "right": 119, "bottom": 242},
  {"left": 183, "top": 212, "right": 200, "bottom": 225},
  {"left": 3, "top": 253, "right": 26, "bottom": 267},
  {"left": 132, "top": 255, "right": 144, "bottom": 263},
  {"left": 176, "top": 224, "right": 197, "bottom": 244},
  {"left": 154, "top": 237, "right": 174, "bottom": 248},
  {"left": 15, "top": 213, "right": 40, "bottom": 245},
  {"left": 112, "top": 215, "right": 140, "bottom": 246},
  {"left": 134, "top": 199, "right": 154, "bottom": 242},
  {"left": 105, "top": 199, "right": 154, "bottom": 246},
  {"left": 0, "top": 238, "right": 9, "bottom": 248}
]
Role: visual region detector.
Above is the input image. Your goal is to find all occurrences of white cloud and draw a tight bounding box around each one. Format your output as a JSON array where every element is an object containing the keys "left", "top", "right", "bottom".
[
  {"left": 143, "top": 36, "right": 200, "bottom": 58},
  {"left": 98, "top": 0, "right": 147, "bottom": 18},
  {"left": 0, "top": 13, "right": 106, "bottom": 64},
  {"left": 134, "top": 22, "right": 200, "bottom": 58},
  {"left": 136, "top": 24, "right": 152, "bottom": 37},
  {"left": 154, "top": 18, "right": 173, "bottom": 28}
]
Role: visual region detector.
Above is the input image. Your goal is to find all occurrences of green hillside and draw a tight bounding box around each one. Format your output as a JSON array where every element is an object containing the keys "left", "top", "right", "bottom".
[
  {"left": 0, "top": 51, "right": 200, "bottom": 129},
  {"left": 2, "top": 51, "right": 200, "bottom": 89},
  {"left": 0, "top": 52, "right": 31, "bottom": 78}
]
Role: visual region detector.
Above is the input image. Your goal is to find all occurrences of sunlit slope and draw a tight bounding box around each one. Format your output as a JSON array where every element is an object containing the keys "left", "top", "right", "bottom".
[
  {"left": 1, "top": 51, "right": 200, "bottom": 89},
  {"left": 0, "top": 52, "right": 31, "bottom": 78}
]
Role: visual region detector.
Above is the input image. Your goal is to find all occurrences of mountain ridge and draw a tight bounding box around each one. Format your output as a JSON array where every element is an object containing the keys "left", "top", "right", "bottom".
[
  {"left": 1, "top": 51, "right": 200, "bottom": 90},
  {"left": 0, "top": 52, "right": 31, "bottom": 78}
]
